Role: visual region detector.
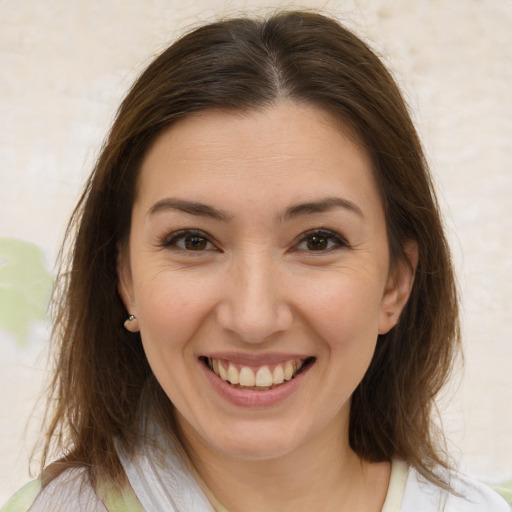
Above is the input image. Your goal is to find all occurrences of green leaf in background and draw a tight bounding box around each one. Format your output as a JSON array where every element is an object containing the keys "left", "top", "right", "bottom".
[
  {"left": 493, "top": 480, "right": 512, "bottom": 507},
  {"left": 0, "top": 237, "right": 53, "bottom": 346}
]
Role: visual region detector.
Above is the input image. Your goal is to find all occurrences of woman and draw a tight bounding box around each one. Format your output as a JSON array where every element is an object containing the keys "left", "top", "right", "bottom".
[{"left": 3, "top": 10, "right": 508, "bottom": 512}]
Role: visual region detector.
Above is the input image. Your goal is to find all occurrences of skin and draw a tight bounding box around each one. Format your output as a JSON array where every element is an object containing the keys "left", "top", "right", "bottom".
[{"left": 119, "top": 101, "right": 417, "bottom": 511}]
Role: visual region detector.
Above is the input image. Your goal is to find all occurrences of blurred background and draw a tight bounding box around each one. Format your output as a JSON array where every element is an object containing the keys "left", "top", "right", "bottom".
[{"left": 1, "top": 0, "right": 511, "bottom": 504}]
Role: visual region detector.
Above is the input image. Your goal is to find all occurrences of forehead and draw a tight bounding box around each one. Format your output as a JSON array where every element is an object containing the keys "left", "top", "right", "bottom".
[{"left": 135, "top": 102, "right": 381, "bottom": 216}]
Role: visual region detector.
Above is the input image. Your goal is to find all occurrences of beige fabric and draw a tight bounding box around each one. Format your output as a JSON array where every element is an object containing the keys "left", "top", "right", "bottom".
[{"left": 382, "top": 459, "right": 409, "bottom": 512}]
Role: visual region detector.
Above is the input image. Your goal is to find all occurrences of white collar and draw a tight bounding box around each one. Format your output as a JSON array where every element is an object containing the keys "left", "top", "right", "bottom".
[{"left": 116, "top": 421, "right": 215, "bottom": 512}]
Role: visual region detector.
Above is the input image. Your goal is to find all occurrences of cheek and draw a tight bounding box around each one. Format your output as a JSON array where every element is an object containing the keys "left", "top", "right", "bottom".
[
  {"left": 299, "top": 272, "right": 385, "bottom": 342},
  {"left": 297, "top": 270, "right": 385, "bottom": 392},
  {"left": 133, "top": 274, "right": 219, "bottom": 409},
  {"left": 306, "top": 276, "right": 383, "bottom": 400},
  {"left": 134, "top": 270, "right": 218, "bottom": 356}
]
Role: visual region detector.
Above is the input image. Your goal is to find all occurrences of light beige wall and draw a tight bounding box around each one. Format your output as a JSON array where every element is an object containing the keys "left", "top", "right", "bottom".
[{"left": 1, "top": 0, "right": 511, "bottom": 502}]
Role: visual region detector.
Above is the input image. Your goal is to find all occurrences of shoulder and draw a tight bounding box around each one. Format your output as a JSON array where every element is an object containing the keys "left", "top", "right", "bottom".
[
  {"left": 2, "top": 468, "right": 107, "bottom": 512},
  {"left": 446, "top": 473, "right": 511, "bottom": 512},
  {"left": 401, "top": 465, "right": 510, "bottom": 512},
  {"left": 1, "top": 479, "right": 41, "bottom": 512}
]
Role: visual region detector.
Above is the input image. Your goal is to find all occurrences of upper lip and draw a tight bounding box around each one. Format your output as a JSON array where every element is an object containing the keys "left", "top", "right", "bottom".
[{"left": 200, "top": 352, "right": 313, "bottom": 366}]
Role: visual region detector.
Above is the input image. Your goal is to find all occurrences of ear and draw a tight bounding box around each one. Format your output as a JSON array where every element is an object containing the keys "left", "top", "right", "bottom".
[
  {"left": 378, "top": 239, "right": 418, "bottom": 335},
  {"left": 117, "top": 244, "right": 139, "bottom": 333}
]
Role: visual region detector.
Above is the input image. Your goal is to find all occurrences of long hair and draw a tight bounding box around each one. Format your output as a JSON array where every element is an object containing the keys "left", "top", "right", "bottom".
[{"left": 41, "top": 11, "right": 460, "bottom": 488}]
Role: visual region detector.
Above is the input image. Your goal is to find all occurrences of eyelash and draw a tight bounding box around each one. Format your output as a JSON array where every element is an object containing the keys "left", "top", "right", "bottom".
[
  {"left": 161, "top": 229, "right": 216, "bottom": 252},
  {"left": 160, "top": 228, "right": 350, "bottom": 253},
  {"left": 294, "top": 229, "right": 350, "bottom": 253}
]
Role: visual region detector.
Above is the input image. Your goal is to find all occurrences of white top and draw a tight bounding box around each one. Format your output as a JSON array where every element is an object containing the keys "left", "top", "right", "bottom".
[
  {"left": 20, "top": 452, "right": 509, "bottom": 512},
  {"left": 383, "top": 459, "right": 509, "bottom": 512},
  {"left": 7, "top": 425, "right": 506, "bottom": 512}
]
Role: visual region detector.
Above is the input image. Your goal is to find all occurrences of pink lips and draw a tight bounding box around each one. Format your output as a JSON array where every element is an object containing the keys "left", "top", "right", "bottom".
[{"left": 200, "top": 354, "right": 314, "bottom": 408}]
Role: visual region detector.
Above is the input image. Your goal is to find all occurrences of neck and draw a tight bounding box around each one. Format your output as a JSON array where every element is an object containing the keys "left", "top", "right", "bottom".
[{"left": 179, "top": 417, "right": 390, "bottom": 512}]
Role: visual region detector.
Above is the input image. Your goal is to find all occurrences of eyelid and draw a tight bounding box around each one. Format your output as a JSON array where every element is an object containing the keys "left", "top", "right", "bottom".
[
  {"left": 293, "top": 228, "right": 350, "bottom": 251},
  {"left": 159, "top": 228, "right": 349, "bottom": 252},
  {"left": 161, "top": 228, "right": 218, "bottom": 251}
]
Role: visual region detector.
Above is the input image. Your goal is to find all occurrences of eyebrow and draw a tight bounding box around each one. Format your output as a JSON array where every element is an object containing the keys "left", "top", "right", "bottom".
[
  {"left": 147, "top": 196, "right": 364, "bottom": 222},
  {"left": 282, "top": 196, "right": 364, "bottom": 220},
  {"left": 147, "top": 198, "right": 232, "bottom": 221}
]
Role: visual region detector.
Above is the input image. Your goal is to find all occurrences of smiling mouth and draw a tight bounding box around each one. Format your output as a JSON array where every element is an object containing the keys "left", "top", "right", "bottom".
[{"left": 202, "top": 357, "right": 315, "bottom": 390}]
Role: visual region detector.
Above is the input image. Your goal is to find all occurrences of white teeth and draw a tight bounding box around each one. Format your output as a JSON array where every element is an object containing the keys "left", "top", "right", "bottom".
[
  {"left": 227, "top": 363, "right": 240, "bottom": 384},
  {"left": 218, "top": 361, "right": 228, "bottom": 380},
  {"left": 255, "top": 366, "right": 273, "bottom": 387},
  {"left": 239, "top": 366, "right": 256, "bottom": 386},
  {"left": 284, "top": 361, "right": 294, "bottom": 381},
  {"left": 272, "top": 365, "right": 284, "bottom": 385},
  {"left": 208, "top": 358, "right": 307, "bottom": 388}
]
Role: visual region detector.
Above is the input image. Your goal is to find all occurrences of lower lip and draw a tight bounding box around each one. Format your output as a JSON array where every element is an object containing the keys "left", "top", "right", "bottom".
[{"left": 200, "top": 360, "right": 312, "bottom": 408}]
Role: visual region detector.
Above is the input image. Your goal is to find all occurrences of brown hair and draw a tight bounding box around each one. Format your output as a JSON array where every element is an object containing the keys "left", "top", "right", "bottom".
[{"left": 41, "top": 10, "right": 460, "bottom": 488}]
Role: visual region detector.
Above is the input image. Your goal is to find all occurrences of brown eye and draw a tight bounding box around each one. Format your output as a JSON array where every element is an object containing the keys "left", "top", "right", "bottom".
[
  {"left": 184, "top": 235, "right": 208, "bottom": 250},
  {"left": 306, "top": 235, "right": 328, "bottom": 251},
  {"left": 295, "top": 229, "right": 348, "bottom": 252},
  {"left": 162, "top": 230, "right": 215, "bottom": 251}
]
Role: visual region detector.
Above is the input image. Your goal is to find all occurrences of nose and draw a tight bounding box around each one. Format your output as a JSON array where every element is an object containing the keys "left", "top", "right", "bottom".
[{"left": 215, "top": 249, "right": 293, "bottom": 344}]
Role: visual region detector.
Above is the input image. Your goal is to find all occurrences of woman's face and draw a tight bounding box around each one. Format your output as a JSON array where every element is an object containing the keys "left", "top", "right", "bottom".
[{"left": 119, "top": 102, "right": 414, "bottom": 462}]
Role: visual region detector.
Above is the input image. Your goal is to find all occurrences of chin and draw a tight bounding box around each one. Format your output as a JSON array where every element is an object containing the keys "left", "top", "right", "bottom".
[{"left": 203, "top": 421, "right": 306, "bottom": 461}]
